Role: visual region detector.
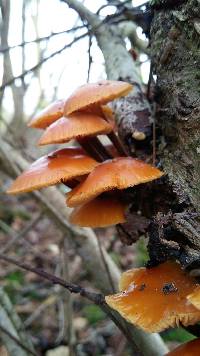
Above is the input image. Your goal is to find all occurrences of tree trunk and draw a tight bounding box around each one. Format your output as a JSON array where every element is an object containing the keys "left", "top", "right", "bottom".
[{"left": 148, "top": 0, "right": 200, "bottom": 268}]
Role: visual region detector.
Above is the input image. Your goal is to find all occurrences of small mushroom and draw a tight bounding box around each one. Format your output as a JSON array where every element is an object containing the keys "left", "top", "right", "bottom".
[
  {"left": 67, "top": 157, "right": 163, "bottom": 207},
  {"left": 28, "top": 100, "right": 64, "bottom": 129},
  {"left": 64, "top": 80, "right": 133, "bottom": 116},
  {"left": 69, "top": 196, "right": 126, "bottom": 228},
  {"left": 166, "top": 338, "right": 200, "bottom": 356},
  {"left": 105, "top": 261, "right": 200, "bottom": 333},
  {"left": 7, "top": 147, "right": 98, "bottom": 194},
  {"left": 38, "top": 113, "right": 113, "bottom": 146}
]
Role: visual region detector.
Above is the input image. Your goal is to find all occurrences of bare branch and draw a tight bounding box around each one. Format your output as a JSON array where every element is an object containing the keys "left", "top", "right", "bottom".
[
  {"left": 0, "top": 26, "right": 86, "bottom": 53},
  {"left": 0, "top": 31, "right": 89, "bottom": 91},
  {"left": 0, "top": 253, "right": 103, "bottom": 303},
  {"left": 61, "top": 0, "right": 100, "bottom": 28},
  {"left": 87, "top": 33, "right": 92, "bottom": 82}
]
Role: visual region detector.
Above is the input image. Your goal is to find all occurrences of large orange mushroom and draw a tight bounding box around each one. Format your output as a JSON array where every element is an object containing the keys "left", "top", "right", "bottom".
[
  {"left": 7, "top": 147, "right": 98, "bottom": 194},
  {"left": 105, "top": 261, "right": 200, "bottom": 333},
  {"left": 166, "top": 338, "right": 200, "bottom": 356},
  {"left": 28, "top": 100, "right": 65, "bottom": 129},
  {"left": 38, "top": 112, "right": 113, "bottom": 161},
  {"left": 67, "top": 157, "right": 163, "bottom": 207},
  {"left": 69, "top": 196, "right": 126, "bottom": 228},
  {"left": 38, "top": 113, "right": 113, "bottom": 146},
  {"left": 64, "top": 80, "right": 133, "bottom": 116}
]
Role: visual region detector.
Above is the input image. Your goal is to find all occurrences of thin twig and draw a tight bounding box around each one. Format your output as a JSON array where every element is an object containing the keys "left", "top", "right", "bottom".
[
  {"left": 0, "top": 213, "right": 42, "bottom": 253},
  {"left": 0, "top": 25, "right": 86, "bottom": 53},
  {"left": 0, "top": 324, "right": 37, "bottom": 356},
  {"left": 0, "top": 254, "right": 103, "bottom": 302},
  {"left": 87, "top": 33, "right": 92, "bottom": 82},
  {"left": 24, "top": 295, "right": 57, "bottom": 328},
  {"left": 0, "top": 31, "right": 89, "bottom": 91}
]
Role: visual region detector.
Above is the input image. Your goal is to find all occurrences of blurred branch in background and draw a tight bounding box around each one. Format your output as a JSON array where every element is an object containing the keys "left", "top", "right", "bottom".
[{"left": 0, "top": 287, "right": 35, "bottom": 355}]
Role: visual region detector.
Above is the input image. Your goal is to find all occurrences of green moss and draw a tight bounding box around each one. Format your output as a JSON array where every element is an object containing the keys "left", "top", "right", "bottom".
[
  {"left": 162, "top": 327, "right": 196, "bottom": 343},
  {"left": 83, "top": 304, "right": 106, "bottom": 325},
  {"left": 135, "top": 237, "right": 149, "bottom": 266}
]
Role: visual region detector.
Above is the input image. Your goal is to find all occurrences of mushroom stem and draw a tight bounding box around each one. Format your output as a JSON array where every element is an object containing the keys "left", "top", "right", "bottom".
[
  {"left": 62, "top": 180, "right": 79, "bottom": 189},
  {"left": 108, "top": 132, "right": 128, "bottom": 156},
  {"left": 77, "top": 138, "right": 103, "bottom": 162},
  {"left": 89, "top": 137, "right": 112, "bottom": 160}
]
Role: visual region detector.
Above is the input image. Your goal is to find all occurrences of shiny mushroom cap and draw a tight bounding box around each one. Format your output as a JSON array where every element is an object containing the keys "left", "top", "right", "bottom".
[
  {"left": 67, "top": 157, "right": 164, "bottom": 207},
  {"left": 38, "top": 113, "right": 113, "bottom": 146},
  {"left": 28, "top": 100, "right": 64, "bottom": 129},
  {"left": 69, "top": 197, "right": 126, "bottom": 228},
  {"left": 105, "top": 261, "right": 200, "bottom": 333},
  {"left": 166, "top": 338, "right": 200, "bottom": 356},
  {"left": 64, "top": 80, "right": 133, "bottom": 116},
  {"left": 7, "top": 147, "right": 98, "bottom": 194}
]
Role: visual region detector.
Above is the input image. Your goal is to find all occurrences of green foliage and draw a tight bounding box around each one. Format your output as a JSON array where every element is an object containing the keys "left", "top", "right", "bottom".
[
  {"left": 5, "top": 270, "right": 24, "bottom": 285},
  {"left": 83, "top": 304, "right": 106, "bottom": 325},
  {"left": 135, "top": 237, "right": 149, "bottom": 266},
  {"left": 4, "top": 270, "right": 25, "bottom": 303},
  {"left": 162, "top": 327, "right": 196, "bottom": 343}
]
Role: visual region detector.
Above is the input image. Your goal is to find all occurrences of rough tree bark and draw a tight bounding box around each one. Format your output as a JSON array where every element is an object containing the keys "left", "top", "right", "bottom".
[{"left": 147, "top": 0, "right": 200, "bottom": 268}]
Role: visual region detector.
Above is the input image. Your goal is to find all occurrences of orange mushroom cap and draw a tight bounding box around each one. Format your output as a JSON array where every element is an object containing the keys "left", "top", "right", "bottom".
[
  {"left": 38, "top": 113, "right": 113, "bottom": 146},
  {"left": 67, "top": 157, "right": 164, "bottom": 207},
  {"left": 187, "top": 286, "right": 200, "bottom": 310},
  {"left": 7, "top": 147, "right": 98, "bottom": 194},
  {"left": 166, "top": 338, "right": 200, "bottom": 356},
  {"left": 64, "top": 80, "right": 133, "bottom": 116},
  {"left": 28, "top": 100, "right": 64, "bottom": 129},
  {"left": 105, "top": 261, "right": 200, "bottom": 333},
  {"left": 69, "top": 197, "right": 126, "bottom": 228}
]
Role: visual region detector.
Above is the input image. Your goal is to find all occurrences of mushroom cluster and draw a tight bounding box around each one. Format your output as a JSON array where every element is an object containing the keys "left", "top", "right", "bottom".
[
  {"left": 106, "top": 261, "right": 200, "bottom": 333},
  {"left": 8, "top": 80, "right": 163, "bottom": 228},
  {"left": 7, "top": 79, "right": 198, "bottom": 348}
]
